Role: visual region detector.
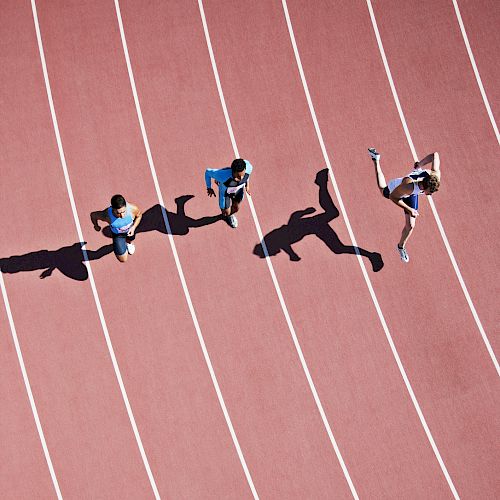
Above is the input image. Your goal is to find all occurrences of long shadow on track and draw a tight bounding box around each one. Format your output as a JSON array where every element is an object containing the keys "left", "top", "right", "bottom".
[
  {"left": 0, "top": 242, "right": 113, "bottom": 281},
  {"left": 253, "top": 169, "right": 384, "bottom": 272},
  {"left": 0, "top": 196, "right": 221, "bottom": 281}
]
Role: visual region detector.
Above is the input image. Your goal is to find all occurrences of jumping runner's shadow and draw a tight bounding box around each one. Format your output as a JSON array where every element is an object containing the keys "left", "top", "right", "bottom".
[
  {"left": 0, "top": 243, "right": 113, "bottom": 281},
  {"left": 1, "top": 196, "right": 221, "bottom": 282},
  {"left": 253, "top": 169, "right": 384, "bottom": 272}
]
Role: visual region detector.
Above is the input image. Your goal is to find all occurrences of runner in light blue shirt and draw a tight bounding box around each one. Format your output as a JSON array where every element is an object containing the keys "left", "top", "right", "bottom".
[
  {"left": 90, "top": 194, "right": 143, "bottom": 263},
  {"left": 205, "top": 159, "right": 253, "bottom": 228}
]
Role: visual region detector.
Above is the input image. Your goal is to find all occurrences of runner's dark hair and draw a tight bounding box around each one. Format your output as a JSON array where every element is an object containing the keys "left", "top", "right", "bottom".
[
  {"left": 231, "top": 158, "right": 246, "bottom": 173},
  {"left": 111, "top": 194, "right": 126, "bottom": 209}
]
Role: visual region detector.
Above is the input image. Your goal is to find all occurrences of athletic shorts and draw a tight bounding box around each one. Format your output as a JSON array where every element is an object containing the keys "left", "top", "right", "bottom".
[
  {"left": 223, "top": 188, "right": 245, "bottom": 210},
  {"left": 383, "top": 186, "right": 418, "bottom": 210},
  {"left": 111, "top": 232, "right": 136, "bottom": 256}
]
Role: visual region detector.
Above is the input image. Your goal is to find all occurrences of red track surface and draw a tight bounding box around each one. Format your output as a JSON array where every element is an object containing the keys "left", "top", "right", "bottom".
[{"left": 0, "top": 1, "right": 498, "bottom": 498}]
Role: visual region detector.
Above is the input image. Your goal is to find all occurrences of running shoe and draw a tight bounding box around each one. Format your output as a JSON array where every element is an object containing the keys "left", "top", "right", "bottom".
[
  {"left": 226, "top": 215, "right": 238, "bottom": 228},
  {"left": 396, "top": 245, "right": 409, "bottom": 263},
  {"left": 126, "top": 242, "right": 136, "bottom": 255},
  {"left": 368, "top": 147, "right": 380, "bottom": 161}
]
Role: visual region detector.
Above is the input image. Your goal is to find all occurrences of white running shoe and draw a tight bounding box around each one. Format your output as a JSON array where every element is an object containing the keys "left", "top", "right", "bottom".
[
  {"left": 126, "top": 242, "right": 136, "bottom": 255},
  {"left": 226, "top": 215, "right": 238, "bottom": 228},
  {"left": 397, "top": 245, "right": 409, "bottom": 263},
  {"left": 368, "top": 147, "right": 380, "bottom": 161}
]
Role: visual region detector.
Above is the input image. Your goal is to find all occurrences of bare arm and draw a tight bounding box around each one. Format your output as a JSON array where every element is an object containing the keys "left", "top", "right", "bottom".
[
  {"left": 90, "top": 209, "right": 109, "bottom": 231},
  {"left": 389, "top": 180, "right": 419, "bottom": 216},
  {"left": 128, "top": 204, "right": 143, "bottom": 236},
  {"left": 416, "top": 152, "right": 440, "bottom": 180}
]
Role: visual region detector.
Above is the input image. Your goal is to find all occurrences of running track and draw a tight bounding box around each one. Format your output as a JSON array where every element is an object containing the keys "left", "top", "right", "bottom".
[{"left": 0, "top": 1, "right": 498, "bottom": 498}]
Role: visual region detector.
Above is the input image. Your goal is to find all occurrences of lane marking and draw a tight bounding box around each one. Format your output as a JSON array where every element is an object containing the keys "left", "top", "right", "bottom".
[
  {"left": 198, "top": 0, "right": 358, "bottom": 498},
  {"left": 452, "top": 0, "right": 500, "bottom": 145},
  {"left": 366, "top": 0, "right": 499, "bottom": 377},
  {"left": 113, "top": 1, "right": 258, "bottom": 498},
  {"left": 0, "top": 273, "right": 63, "bottom": 499},
  {"left": 283, "top": 0, "right": 461, "bottom": 497},
  {"left": 30, "top": 2, "right": 161, "bottom": 498}
]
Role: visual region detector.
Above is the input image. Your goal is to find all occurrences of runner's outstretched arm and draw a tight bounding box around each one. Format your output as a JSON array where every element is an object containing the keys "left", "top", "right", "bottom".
[{"left": 416, "top": 152, "right": 440, "bottom": 179}]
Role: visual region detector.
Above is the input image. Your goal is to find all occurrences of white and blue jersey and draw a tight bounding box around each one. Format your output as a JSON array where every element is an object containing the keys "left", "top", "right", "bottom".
[
  {"left": 387, "top": 168, "right": 431, "bottom": 197},
  {"left": 205, "top": 160, "right": 253, "bottom": 209},
  {"left": 108, "top": 204, "right": 134, "bottom": 235},
  {"left": 385, "top": 168, "right": 431, "bottom": 210}
]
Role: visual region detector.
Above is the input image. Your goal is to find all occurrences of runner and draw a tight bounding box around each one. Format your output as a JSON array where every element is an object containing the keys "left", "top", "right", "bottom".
[
  {"left": 91, "top": 194, "right": 142, "bottom": 263},
  {"left": 205, "top": 158, "right": 253, "bottom": 228},
  {"left": 368, "top": 148, "right": 441, "bottom": 262}
]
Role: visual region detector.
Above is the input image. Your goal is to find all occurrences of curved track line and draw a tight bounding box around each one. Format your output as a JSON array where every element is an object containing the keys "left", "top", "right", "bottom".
[
  {"left": 282, "top": 0, "right": 461, "bottom": 498},
  {"left": 113, "top": 1, "right": 258, "bottom": 498},
  {"left": 30, "top": 2, "right": 160, "bottom": 498},
  {"left": 366, "top": 0, "right": 499, "bottom": 377},
  {"left": 451, "top": 0, "right": 500, "bottom": 145},
  {"left": 197, "top": 1, "right": 358, "bottom": 498},
  {"left": 0, "top": 274, "right": 63, "bottom": 499}
]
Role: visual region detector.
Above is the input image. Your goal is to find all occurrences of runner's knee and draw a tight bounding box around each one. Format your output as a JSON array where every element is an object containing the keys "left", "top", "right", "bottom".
[
  {"left": 116, "top": 253, "right": 128, "bottom": 263},
  {"left": 406, "top": 217, "right": 416, "bottom": 230}
]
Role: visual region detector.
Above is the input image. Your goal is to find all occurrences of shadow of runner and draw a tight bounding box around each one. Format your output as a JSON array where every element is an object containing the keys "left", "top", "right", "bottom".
[
  {"left": 0, "top": 242, "right": 113, "bottom": 281},
  {"left": 1, "top": 197, "right": 221, "bottom": 282},
  {"left": 253, "top": 169, "right": 384, "bottom": 272},
  {"left": 102, "top": 196, "right": 222, "bottom": 239}
]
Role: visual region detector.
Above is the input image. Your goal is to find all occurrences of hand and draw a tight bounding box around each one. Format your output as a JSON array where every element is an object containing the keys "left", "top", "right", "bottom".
[
  {"left": 414, "top": 161, "right": 420, "bottom": 169},
  {"left": 207, "top": 188, "right": 216, "bottom": 197},
  {"left": 40, "top": 267, "right": 55, "bottom": 279},
  {"left": 127, "top": 227, "right": 135, "bottom": 237},
  {"left": 245, "top": 186, "right": 251, "bottom": 196},
  {"left": 93, "top": 224, "right": 101, "bottom": 232},
  {"left": 221, "top": 208, "right": 231, "bottom": 217},
  {"left": 409, "top": 208, "right": 419, "bottom": 218}
]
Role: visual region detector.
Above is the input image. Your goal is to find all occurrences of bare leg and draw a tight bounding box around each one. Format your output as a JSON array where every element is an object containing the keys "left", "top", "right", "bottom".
[
  {"left": 230, "top": 201, "right": 240, "bottom": 215},
  {"left": 116, "top": 252, "right": 128, "bottom": 263},
  {"left": 398, "top": 213, "right": 416, "bottom": 248},
  {"left": 372, "top": 158, "right": 388, "bottom": 194}
]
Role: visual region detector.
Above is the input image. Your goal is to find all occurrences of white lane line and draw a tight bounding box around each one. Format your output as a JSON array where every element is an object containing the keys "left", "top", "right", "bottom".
[
  {"left": 283, "top": 0, "right": 461, "bottom": 498},
  {"left": 366, "top": 0, "right": 499, "bottom": 377},
  {"left": 30, "top": 2, "right": 161, "bottom": 498},
  {"left": 452, "top": 0, "right": 500, "bottom": 145},
  {"left": 198, "top": 0, "right": 358, "bottom": 498},
  {"left": 113, "top": 1, "right": 258, "bottom": 498},
  {"left": 0, "top": 273, "right": 63, "bottom": 499}
]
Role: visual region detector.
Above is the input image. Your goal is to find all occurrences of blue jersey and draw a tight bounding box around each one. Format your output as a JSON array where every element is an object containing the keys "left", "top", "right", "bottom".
[
  {"left": 205, "top": 160, "right": 253, "bottom": 209},
  {"left": 108, "top": 204, "right": 134, "bottom": 234}
]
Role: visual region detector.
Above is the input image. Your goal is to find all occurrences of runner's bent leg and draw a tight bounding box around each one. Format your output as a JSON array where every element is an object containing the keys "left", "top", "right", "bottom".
[{"left": 399, "top": 212, "right": 416, "bottom": 248}]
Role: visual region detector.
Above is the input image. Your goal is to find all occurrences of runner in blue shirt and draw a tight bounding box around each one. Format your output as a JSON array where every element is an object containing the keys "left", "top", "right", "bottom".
[
  {"left": 205, "top": 159, "right": 253, "bottom": 228},
  {"left": 91, "top": 194, "right": 142, "bottom": 263}
]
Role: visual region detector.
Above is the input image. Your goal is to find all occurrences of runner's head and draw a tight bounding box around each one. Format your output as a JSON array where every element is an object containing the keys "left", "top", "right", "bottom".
[
  {"left": 111, "top": 194, "right": 127, "bottom": 218},
  {"left": 231, "top": 158, "right": 246, "bottom": 181},
  {"left": 422, "top": 174, "right": 440, "bottom": 195}
]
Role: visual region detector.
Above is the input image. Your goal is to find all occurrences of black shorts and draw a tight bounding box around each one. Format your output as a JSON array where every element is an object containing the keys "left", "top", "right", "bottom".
[
  {"left": 383, "top": 186, "right": 418, "bottom": 210},
  {"left": 223, "top": 188, "right": 245, "bottom": 210},
  {"left": 111, "top": 232, "right": 135, "bottom": 256}
]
